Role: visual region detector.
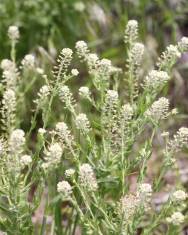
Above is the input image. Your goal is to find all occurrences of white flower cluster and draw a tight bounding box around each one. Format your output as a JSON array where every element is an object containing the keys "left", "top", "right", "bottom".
[
  {"left": 8, "top": 25, "right": 20, "bottom": 41},
  {"left": 102, "top": 90, "right": 119, "bottom": 132},
  {"left": 144, "top": 70, "right": 170, "bottom": 90},
  {"left": 121, "top": 104, "right": 133, "bottom": 122},
  {"left": 65, "top": 168, "right": 75, "bottom": 178},
  {"left": 59, "top": 85, "right": 71, "bottom": 102},
  {"left": 171, "top": 190, "right": 187, "bottom": 202},
  {"left": 120, "top": 194, "right": 140, "bottom": 221},
  {"left": 130, "top": 43, "right": 144, "bottom": 66},
  {"left": 178, "top": 37, "right": 188, "bottom": 52},
  {"left": 1, "top": 59, "right": 18, "bottom": 88},
  {"left": 79, "top": 163, "right": 98, "bottom": 191},
  {"left": 1, "top": 89, "right": 16, "bottom": 131},
  {"left": 2, "top": 89, "right": 16, "bottom": 114},
  {"left": 87, "top": 53, "right": 99, "bottom": 73},
  {"left": 87, "top": 55, "right": 117, "bottom": 82},
  {"left": 120, "top": 183, "right": 152, "bottom": 222},
  {"left": 137, "top": 183, "right": 152, "bottom": 203},
  {"left": 61, "top": 48, "right": 73, "bottom": 58},
  {"left": 20, "top": 155, "right": 32, "bottom": 167},
  {"left": 55, "top": 122, "right": 74, "bottom": 147},
  {"left": 53, "top": 48, "right": 73, "bottom": 78},
  {"left": 157, "top": 44, "right": 181, "bottom": 69},
  {"left": 71, "top": 69, "right": 79, "bottom": 76},
  {"left": 138, "top": 183, "right": 152, "bottom": 196},
  {"left": 105, "top": 90, "right": 119, "bottom": 105},
  {"left": 97, "top": 58, "right": 119, "bottom": 81},
  {"left": 75, "top": 40, "right": 89, "bottom": 60},
  {"left": 168, "top": 127, "right": 188, "bottom": 152},
  {"left": 145, "top": 97, "right": 169, "bottom": 121},
  {"left": 59, "top": 85, "right": 75, "bottom": 111},
  {"left": 38, "top": 128, "right": 46, "bottom": 136},
  {"left": 9, "top": 129, "right": 25, "bottom": 154},
  {"left": 124, "top": 20, "right": 138, "bottom": 44},
  {"left": 35, "top": 85, "right": 50, "bottom": 106},
  {"left": 42, "top": 143, "right": 63, "bottom": 170},
  {"left": 166, "top": 212, "right": 184, "bottom": 225},
  {"left": 57, "top": 180, "right": 72, "bottom": 198},
  {"left": 21, "top": 54, "right": 35, "bottom": 69},
  {"left": 76, "top": 41, "right": 119, "bottom": 81},
  {"left": 75, "top": 113, "right": 90, "bottom": 134},
  {"left": 79, "top": 86, "right": 91, "bottom": 99},
  {"left": 1, "top": 59, "right": 15, "bottom": 71}
]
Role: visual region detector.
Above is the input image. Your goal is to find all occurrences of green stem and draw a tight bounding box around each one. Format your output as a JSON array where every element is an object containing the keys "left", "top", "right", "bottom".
[{"left": 11, "top": 40, "right": 16, "bottom": 63}]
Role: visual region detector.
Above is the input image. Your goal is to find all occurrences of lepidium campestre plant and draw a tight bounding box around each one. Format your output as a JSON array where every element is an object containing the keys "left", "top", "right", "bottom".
[{"left": 0, "top": 21, "right": 187, "bottom": 235}]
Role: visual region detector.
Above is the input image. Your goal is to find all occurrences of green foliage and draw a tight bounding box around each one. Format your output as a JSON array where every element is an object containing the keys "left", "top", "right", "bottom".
[{"left": 0, "top": 0, "right": 188, "bottom": 60}]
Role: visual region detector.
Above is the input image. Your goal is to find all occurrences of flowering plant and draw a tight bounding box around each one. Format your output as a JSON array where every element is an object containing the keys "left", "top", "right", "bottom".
[{"left": 0, "top": 22, "right": 187, "bottom": 234}]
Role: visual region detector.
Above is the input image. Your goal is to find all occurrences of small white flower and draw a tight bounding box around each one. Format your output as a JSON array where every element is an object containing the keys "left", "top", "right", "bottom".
[
  {"left": 56, "top": 122, "right": 71, "bottom": 139},
  {"left": 55, "top": 122, "right": 74, "bottom": 148},
  {"left": 120, "top": 194, "right": 140, "bottom": 221},
  {"left": 178, "top": 37, "right": 188, "bottom": 51},
  {"left": 167, "top": 45, "right": 181, "bottom": 58},
  {"left": 161, "top": 131, "right": 169, "bottom": 137},
  {"left": 1, "top": 89, "right": 16, "bottom": 129},
  {"left": 130, "top": 43, "right": 144, "bottom": 66},
  {"left": 79, "top": 86, "right": 90, "bottom": 98},
  {"left": 57, "top": 180, "right": 72, "bottom": 197},
  {"left": 171, "top": 190, "right": 187, "bottom": 202},
  {"left": 97, "top": 58, "right": 113, "bottom": 78},
  {"left": 106, "top": 90, "right": 119, "bottom": 104},
  {"left": 61, "top": 48, "right": 73, "bottom": 57},
  {"left": 56, "top": 122, "right": 68, "bottom": 134},
  {"left": 87, "top": 53, "right": 99, "bottom": 72},
  {"left": 2, "top": 89, "right": 16, "bottom": 107},
  {"left": 166, "top": 212, "right": 184, "bottom": 225},
  {"left": 75, "top": 40, "right": 88, "bottom": 59},
  {"left": 158, "top": 44, "right": 181, "bottom": 68},
  {"left": 1, "top": 59, "right": 15, "bottom": 71},
  {"left": 38, "top": 128, "right": 46, "bottom": 134},
  {"left": 75, "top": 113, "right": 90, "bottom": 133},
  {"left": 79, "top": 163, "right": 98, "bottom": 191},
  {"left": 144, "top": 70, "right": 170, "bottom": 90},
  {"left": 71, "top": 69, "right": 79, "bottom": 76},
  {"left": 59, "top": 85, "right": 74, "bottom": 108},
  {"left": 36, "top": 68, "right": 44, "bottom": 74},
  {"left": 171, "top": 108, "right": 178, "bottom": 115},
  {"left": 8, "top": 25, "right": 19, "bottom": 41},
  {"left": 65, "top": 169, "right": 75, "bottom": 178},
  {"left": 21, "top": 54, "right": 35, "bottom": 68},
  {"left": 53, "top": 48, "right": 73, "bottom": 77},
  {"left": 99, "top": 58, "right": 111, "bottom": 67},
  {"left": 124, "top": 20, "right": 138, "bottom": 43},
  {"left": 138, "top": 183, "right": 152, "bottom": 198},
  {"left": 20, "top": 155, "right": 32, "bottom": 167},
  {"left": 9, "top": 129, "right": 25, "bottom": 153},
  {"left": 34, "top": 85, "right": 50, "bottom": 106},
  {"left": 1, "top": 59, "right": 18, "bottom": 88},
  {"left": 74, "top": 1, "right": 85, "bottom": 12},
  {"left": 43, "top": 143, "right": 63, "bottom": 170},
  {"left": 121, "top": 104, "right": 133, "bottom": 121},
  {"left": 168, "top": 127, "right": 188, "bottom": 152},
  {"left": 39, "top": 85, "right": 50, "bottom": 95},
  {"left": 145, "top": 97, "right": 169, "bottom": 121}
]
